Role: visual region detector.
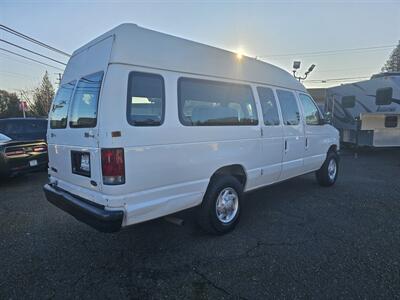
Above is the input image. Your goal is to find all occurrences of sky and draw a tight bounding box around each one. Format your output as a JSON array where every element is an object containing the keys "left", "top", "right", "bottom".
[{"left": 0, "top": 0, "right": 399, "bottom": 95}]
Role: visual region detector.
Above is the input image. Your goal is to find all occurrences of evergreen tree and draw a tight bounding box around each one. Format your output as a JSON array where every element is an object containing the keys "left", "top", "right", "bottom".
[
  {"left": 30, "top": 71, "right": 55, "bottom": 117},
  {"left": 382, "top": 41, "right": 400, "bottom": 72}
]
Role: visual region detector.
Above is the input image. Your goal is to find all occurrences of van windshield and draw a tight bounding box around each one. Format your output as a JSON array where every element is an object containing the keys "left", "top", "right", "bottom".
[{"left": 69, "top": 72, "right": 104, "bottom": 128}]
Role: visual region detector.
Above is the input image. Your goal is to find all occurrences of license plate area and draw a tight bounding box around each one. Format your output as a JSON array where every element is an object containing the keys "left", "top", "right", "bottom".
[{"left": 71, "top": 151, "right": 91, "bottom": 177}]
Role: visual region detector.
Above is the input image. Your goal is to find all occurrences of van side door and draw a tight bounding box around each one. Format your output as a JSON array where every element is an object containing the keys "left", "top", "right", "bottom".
[
  {"left": 276, "top": 89, "right": 306, "bottom": 180},
  {"left": 298, "top": 93, "right": 327, "bottom": 172},
  {"left": 257, "top": 86, "right": 284, "bottom": 184}
]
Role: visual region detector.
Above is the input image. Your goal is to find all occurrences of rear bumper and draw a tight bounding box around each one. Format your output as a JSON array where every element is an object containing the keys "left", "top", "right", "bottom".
[
  {"left": 0, "top": 153, "right": 48, "bottom": 177},
  {"left": 43, "top": 184, "right": 123, "bottom": 233}
]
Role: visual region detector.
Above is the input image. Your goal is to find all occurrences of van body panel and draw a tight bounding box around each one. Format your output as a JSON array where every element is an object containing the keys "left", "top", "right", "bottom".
[{"left": 62, "top": 35, "right": 114, "bottom": 83}]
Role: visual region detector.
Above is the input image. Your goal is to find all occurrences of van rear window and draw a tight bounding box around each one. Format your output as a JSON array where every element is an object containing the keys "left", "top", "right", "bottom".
[
  {"left": 50, "top": 81, "right": 75, "bottom": 129},
  {"left": 178, "top": 78, "right": 258, "bottom": 126},
  {"left": 69, "top": 72, "right": 104, "bottom": 128}
]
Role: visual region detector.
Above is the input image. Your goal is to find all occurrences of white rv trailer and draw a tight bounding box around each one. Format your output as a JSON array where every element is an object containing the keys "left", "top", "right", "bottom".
[
  {"left": 324, "top": 73, "right": 400, "bottom": 147},
  {"left": 43, "top": 24, "right": 339, "bottom": 234}
]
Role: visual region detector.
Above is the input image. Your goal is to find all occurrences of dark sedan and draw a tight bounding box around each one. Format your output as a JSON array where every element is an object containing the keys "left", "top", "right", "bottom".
[{"left": 0, "top": 118, "right": 48, "bottom": 178}]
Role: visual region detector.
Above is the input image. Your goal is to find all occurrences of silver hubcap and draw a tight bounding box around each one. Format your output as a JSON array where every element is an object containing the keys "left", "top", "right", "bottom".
[
  {"left": 328, "top": 158, "right": 337, "bottom": 181},
  {"left": 215, "top": 187, "right": 239, "bottom": 224}
]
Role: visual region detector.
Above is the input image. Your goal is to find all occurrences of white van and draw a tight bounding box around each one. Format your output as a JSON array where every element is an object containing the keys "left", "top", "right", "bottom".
[{"left": 44, "top": 24, "right": 339, "bottom": 234}]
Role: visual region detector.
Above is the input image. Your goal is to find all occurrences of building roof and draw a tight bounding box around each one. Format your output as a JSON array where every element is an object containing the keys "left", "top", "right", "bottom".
[{"left": 72, "top": 23, "right": 306, "bottom": 92}]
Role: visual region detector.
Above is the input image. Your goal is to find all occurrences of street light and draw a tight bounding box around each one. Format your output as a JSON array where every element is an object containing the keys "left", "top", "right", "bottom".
[{"left": 292, "top": 61, "right": 316, "bottom": 82}]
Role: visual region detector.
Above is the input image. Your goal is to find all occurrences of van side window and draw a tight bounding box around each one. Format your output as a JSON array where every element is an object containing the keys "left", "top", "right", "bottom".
[
  {"left": 178, "top": 78, "right": 258, "bottom": 126},
  {"left": 127, "top": 72, "right": 165, "bottom": 126},
  {"left": 50, "top": 81, "right": 76, "bottom": 129},
  {"left": 276, "top": 90, "right": 300, "bottom": 126},
  {"left": 299, "top": 94, "right": 322, "bottom": 125},
  {"left": 69, "top": 72, "right": 103, "bottom": 128},
  {"left": 257, "top": 87, "right": 280, "bottom": 126}
]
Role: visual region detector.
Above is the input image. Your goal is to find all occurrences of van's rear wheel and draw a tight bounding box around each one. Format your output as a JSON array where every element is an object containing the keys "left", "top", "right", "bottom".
[
  {"left": 316, "top": 151, "right": 339, "bottom": 187},
  {"left": 197, "top": 176, "right": 242, "bottom": 235}
]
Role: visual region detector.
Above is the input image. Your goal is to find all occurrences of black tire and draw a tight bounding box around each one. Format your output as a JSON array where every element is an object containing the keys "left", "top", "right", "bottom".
[
  {"left": 316, "top": 151, "right": 339, "bottom": 187},
  {"left": 197, "top": 175, "right": 243, "bottom": 235}
]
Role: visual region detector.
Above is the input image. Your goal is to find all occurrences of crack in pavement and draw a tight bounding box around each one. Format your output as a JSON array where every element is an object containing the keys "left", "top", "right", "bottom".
[{"left": 192, "top": 267, "right": 249, "bottom": 300}]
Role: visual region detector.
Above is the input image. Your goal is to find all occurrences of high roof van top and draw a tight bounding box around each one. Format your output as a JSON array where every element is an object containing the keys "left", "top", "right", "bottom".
[
  {"left": 44, "top": 24, "right": 339, "bottom": 234},
  {"left": 63, "top": 23, "right": 306, "bottom": 91}
]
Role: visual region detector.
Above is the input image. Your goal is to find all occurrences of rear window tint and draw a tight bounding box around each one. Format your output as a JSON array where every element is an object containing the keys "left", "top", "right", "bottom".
[
  {"left": 69, "top": 72, "right": 103, "bottom": 128},
  {"left": 127, "top": 72, "right": 165, "bottom": 126},
  {"left": 0, "top": 120, "right": 23, "bottom": 137},
  {"left": 0, "top": 119, "right": 47, "bottom": 140},
  {"left": 50, "top": 81, "right": 76, "bottom": 129},
  {"left": 26, "top": 120, "right": 47, "bottom": 133}
]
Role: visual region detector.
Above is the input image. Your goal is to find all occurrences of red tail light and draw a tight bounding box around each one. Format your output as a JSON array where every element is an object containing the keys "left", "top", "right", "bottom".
[
  {"left": 101, "top": 148, "right": 125, "bottom": 185},
  {"left": 33, "top": 145, "right": 47, "bottom": 152},
  {"left": 5, "top": 149, "right": 25, "bottom": 157}
]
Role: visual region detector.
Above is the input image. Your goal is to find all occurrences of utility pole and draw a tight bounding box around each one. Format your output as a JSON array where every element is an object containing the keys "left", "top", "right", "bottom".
[{"left": 55, "top": 73, "right": 62, "bottom": 87}]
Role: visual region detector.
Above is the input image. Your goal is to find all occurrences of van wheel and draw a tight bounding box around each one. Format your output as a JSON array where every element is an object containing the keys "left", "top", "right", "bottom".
[
  {"left": 197, "top": 176, "right": 242, "bottom": 235},
  {"left": 316, "top": 151, "right": 339, "bottom": 187}
]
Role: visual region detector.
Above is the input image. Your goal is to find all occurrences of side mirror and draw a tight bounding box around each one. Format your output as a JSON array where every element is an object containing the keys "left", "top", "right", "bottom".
[
  {"left": 376, "top": 87, "right": 393, "bottom": 105},
  {"left": 322, "top": 111, "right": 332, "bottom": 124},
  {"left": 341, "top": 96, "right": 356, "bottom": 108}
]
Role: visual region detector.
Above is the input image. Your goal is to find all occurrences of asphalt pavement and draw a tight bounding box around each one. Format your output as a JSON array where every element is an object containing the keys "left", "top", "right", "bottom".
[{"left": 1, "top": 148, "right": 399, "bottom": 299}]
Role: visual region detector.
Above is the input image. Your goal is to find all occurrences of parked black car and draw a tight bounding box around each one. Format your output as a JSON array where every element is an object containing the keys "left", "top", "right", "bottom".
[{"left": 0, "top": 118, "right": 48, "bottom": 177}]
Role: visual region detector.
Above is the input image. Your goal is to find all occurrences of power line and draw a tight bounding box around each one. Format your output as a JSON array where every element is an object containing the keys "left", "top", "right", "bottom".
[
  {"left": 0, "top": 39, "right": 67, "bottom": 65},
  {"left": 0, "top": 47, "right": 65, "bottom": 71},
  {"left": 314, "top": 66, "right": 378, "bottom": 73},
  {"left": 0, "top": 70, "right": 37, "bottom": 79},
  {"left": 305, "top": 76, "right": 370, "bottom": 83},
  {"left": 260, "top": 44, "right": 396, "bottom": 58},
  {"left": 0, "top": 24, "right": 71, "bottom": 57}
]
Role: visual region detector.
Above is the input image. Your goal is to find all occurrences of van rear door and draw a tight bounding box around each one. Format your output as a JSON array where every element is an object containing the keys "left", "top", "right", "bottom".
[
  {"left": 47, "top": 35, "right": 114, "bottom": 196},
  {"left": 48, "top": 73, "right": 104, "bottom": 192}
]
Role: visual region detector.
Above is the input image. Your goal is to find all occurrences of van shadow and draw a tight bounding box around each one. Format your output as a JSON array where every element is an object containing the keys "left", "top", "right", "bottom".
[{"left": 0, "top": 170, "right": 47, "bottom": 188}]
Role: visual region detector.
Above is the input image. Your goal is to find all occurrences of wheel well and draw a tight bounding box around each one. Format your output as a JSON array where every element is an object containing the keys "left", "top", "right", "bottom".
[
  {"left": 210, "top": 164, "right": 247, "bottom": 188},
  {"left": 328, "top": 144, "right": 338, "bottom": 154}
]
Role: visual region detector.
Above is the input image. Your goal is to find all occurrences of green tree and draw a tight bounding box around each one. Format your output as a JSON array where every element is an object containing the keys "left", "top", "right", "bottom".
[
  {"left": 30, "top": 71, "right": 55, "bottom": 117},
  {"left": 0, "top": 90, "right": 21, "bottom": 118},
  {"left": 382, "top": 41, "right": 400, "bottom": 72}
]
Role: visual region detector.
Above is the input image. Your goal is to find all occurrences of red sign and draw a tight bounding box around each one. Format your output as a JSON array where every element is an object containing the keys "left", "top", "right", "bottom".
[{"left": 19, "top": 101, "right": 28, "bottom": 111}]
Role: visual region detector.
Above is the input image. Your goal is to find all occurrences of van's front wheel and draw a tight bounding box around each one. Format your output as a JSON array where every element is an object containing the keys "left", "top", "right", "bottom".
[
  {"left": 316, "top": 151, "right": 339, "bottom": 187},
  {"left": 197, "top": 176, "right": 242, "bottom": 235}
]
